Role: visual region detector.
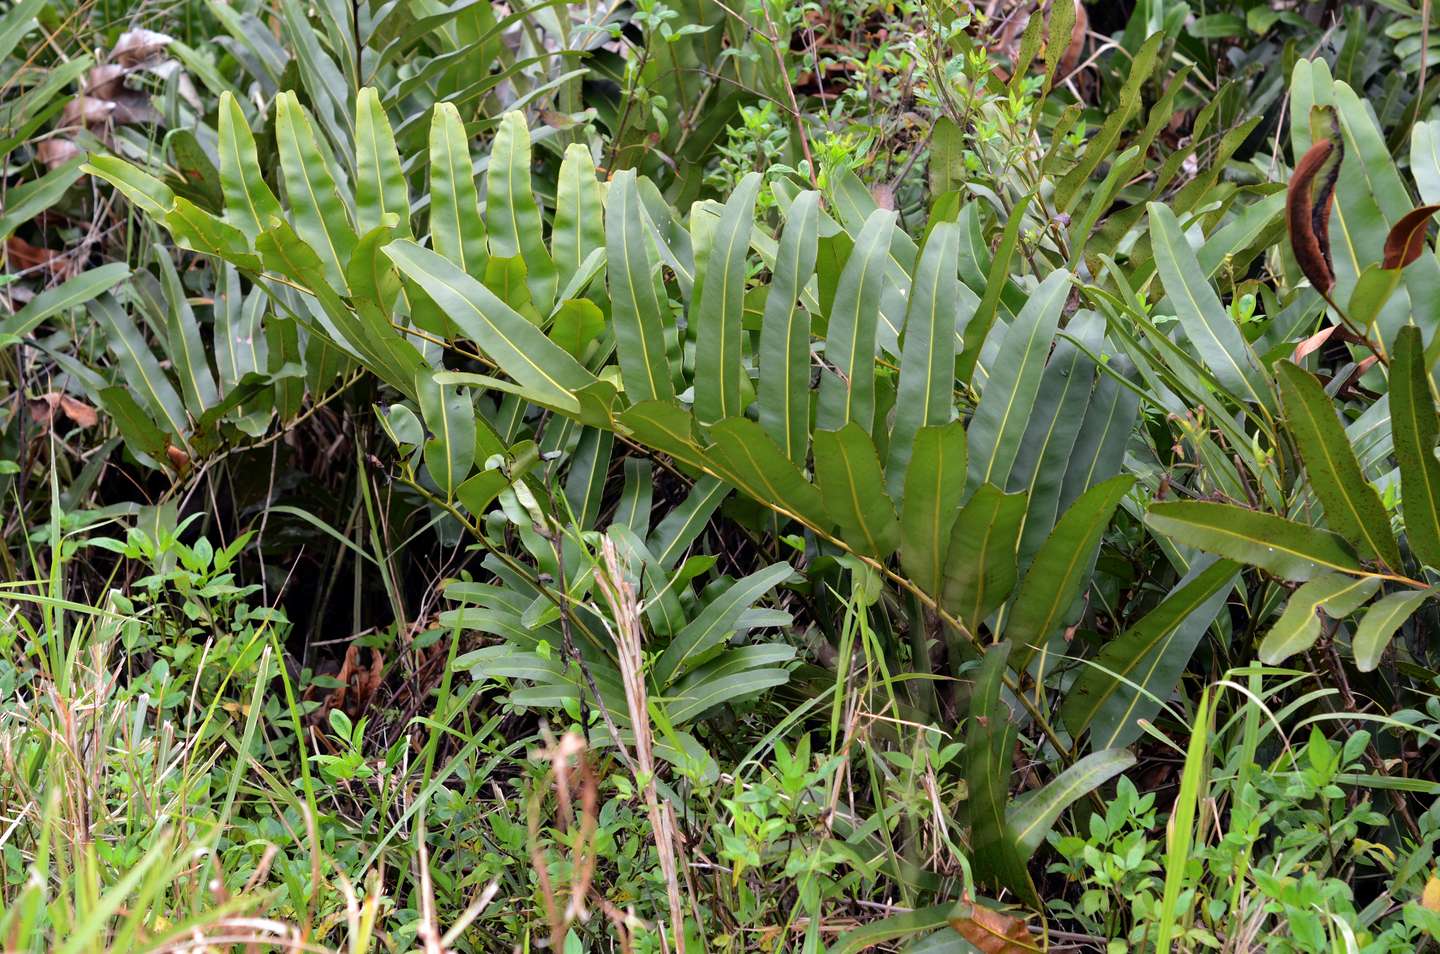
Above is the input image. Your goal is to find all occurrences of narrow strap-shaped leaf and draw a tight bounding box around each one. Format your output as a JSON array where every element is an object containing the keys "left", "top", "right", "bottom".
[
  {"left": 427, "top": 101, "right": 487, "bottom": 276},
  {"left": 1063, "top": 558, "right": 1238, "bottom": 749},
  {"left": 562, "top": 428, "right": 613, "bottom": 529},
  {"left": 694, "top": 172, "right": 761, "bottom": 424},
  {"left": 1009, "top": 311, "right": 1102, "bottom": 560},
  {"left": 899, "top": 420, "right": 967, "bottom": 599},
  {"left": 99, "top": 385, "right": 169, "bottom": 461},
  {"left": 82, "top": 156, "right": 175, "bottom": 218},
  {"left": 888, "top": 220, "right": 961, "bottom": 498},
  {"left": 965, "top": 269, "right": 1071, "bottom": 495},
  {"left": 649, "top": 474, "right": 730, "bottom": 570},
  {"left": 940, "top": 484, "right": 1027, "bottom": 633},
  {"left": 0, "top": 262, "right": 129, "bottom": 338},
  {"left": 355, "top": 87, "right": 410, "bottom": 237},
  {"left": 276, "top": 91, "right": 356, "bottom": 287},
  {"left": 816, "top": 208, "right": 898, "bottom": 432},
  {"left": 614, "top": 457, "right": 654, "bottom": 534},
  {"left": 552, "top": 143, "right": 604, "bottom": 289},
  {"left": 385, "top": 240, "right": 595, "bottom": 409},
  {"left": 966, "top": 641, "right": 1035, "bottom": 902},
  {"left": 1149, "top": 203, "right": 1271, "bottom": 409},
  {"left": 1008, "top": 748, "right": 1136, "bottom": 860},
  {"left": 702, "top": 417, "right": 829, "bottom": 530},
  {"left": 94, "top": 296, "right": 188, "bottom": 444},
  {"left": 1277, "top": 360, "right": 1400, "bottom": 567},
  {"left": 217, "top": 91, "right": 282, "bottom": 241},
  {"left": 606, "top": 170, "right": 676, "bottom": 404},
  {"left": 653, "top": 561, "right": 793, "bottom": 686},
  {"left": 417, "top": 369, "right": 476, "bottom": 501},
  {"left": 957, "top": 194, "right": 1032, "bottom": 385},
  {"left": 155, "top": 247, "right": 218, "bottom": 415},
  {"left": 1145, "top": 501, "right": 1363, "bottom": 581},
  {"left": 1392, "top": 325, "right": 1440, "bottom": 569},
  {"left": 757, "top": 189, "right": 820, "bottom": 463},
  {"left": 813, "top": 423, "right": 901, "bottom": 560},
  {"left": 486, "top": 111, "right": 557, "bottom": 312},
  {"left": 1258, "top": 573, "right": 1379, "bottom": 664},
  {"left": 1353, "top": 589, "right": 1431, "bottom": 672},
  {"left": 1058, "top": 353, "right": 1140, "bottom": 514},
  {"left": 1005, "top": 475, "right": 1135, "bottom": 670}
]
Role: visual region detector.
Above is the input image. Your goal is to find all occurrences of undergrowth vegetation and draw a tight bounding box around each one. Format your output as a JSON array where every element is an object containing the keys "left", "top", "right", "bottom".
[{"left": 8, "top": 0, "right": 1440, "bottom": 950}]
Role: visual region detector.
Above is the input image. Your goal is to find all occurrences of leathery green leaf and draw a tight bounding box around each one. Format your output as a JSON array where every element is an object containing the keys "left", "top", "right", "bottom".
[
  {"left": 1392, "top": 325, "right": 1440, "bottom": 569},
  {"left": 899, "top": 420, "right": 967, "bottom": 599},
  {"left": 813, "top": 423, "right": 901, "bottom": 560},
  {"left": 816, "top": 208, "right": 897, "bottom": 432},
  {"left": 487, "top": 111, "right": 557, "bottom": 312},
  {"left": 694, "top": 172, "right": 761, "bottom": 425},
  {"left": 966, "top": 641, "right": 1035, "bottom": 902},
  {"left": 276, "top": 91, "right": 355, "bottom": 287},
  {"left": 428, "top": 102, "right": 487, "bottom": 276},
  {"left": 1258, "top": 573, "right": 1380, "bottom": 664},
  {"left": 606, "top": 170, "right": 675, "bottom": 404},
  {"left": 757, "top": 189, "right": 820, "bottom": 463},
  {"left": 1145, "top": 501, "right": 1363, "bottom": 581},
  {"left": 552, "top": 143, "right": 604, "bottom": 288},
  {"left": 217, "top": 91, "right": 282, "bottom": 241},
  {"left": 355, "top": 87, "right": 410, "bottom": 237},
  {"left": 1277, "top": 361, "right": 1399, "bottom": 567},
  {"left": 417, "top": 370, "right": 476, "bottom": 501},
  {"left": 1353, "top": 589, "right": 1431, "bottom": 671},
  {"left": 940, "top": 483, "right": 1027, "bottom": 634},
  {"left": 1008, "top": 748, "right": 1136, "bottom": 859},
  {"left": 1005, "top": 475, "right": 1135, "bottom": 669}
]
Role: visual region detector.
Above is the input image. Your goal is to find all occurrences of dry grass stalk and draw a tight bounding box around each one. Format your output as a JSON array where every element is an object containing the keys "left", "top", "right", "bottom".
[{"left": 593, "top": 536, "right": 688, "bottom": 954}]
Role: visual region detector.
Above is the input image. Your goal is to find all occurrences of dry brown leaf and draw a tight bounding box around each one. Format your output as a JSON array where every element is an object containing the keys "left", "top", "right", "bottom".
[
  {"left": 1286, "top": 106, "right": 1343, "bottom": 295},
  {"left": 28, "top": 392, "right": 99, "bottom": 430},
  {"left": 1383, "top": 204, "right": 1440, "bottom": 270},
  {"left": 6, "top": 237, "right": 70, "bottom": 275},
  {"left": 1423, "top": 875, "right": 1440, "bottom": 912},
  {"left": 950, "top": 904, "right": 1039, "bottom": 954}
]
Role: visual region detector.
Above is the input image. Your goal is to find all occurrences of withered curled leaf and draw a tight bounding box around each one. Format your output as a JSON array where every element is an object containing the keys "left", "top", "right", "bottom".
[
  {"left": 1287, "top": 105, "right": 1344, "bottom": 294},
  {"left": 950, "top": 903, "right": 1040, "bottom": 954},
  {"left": 1383, "top": 204, "right": 1440, "bottom": 270}
]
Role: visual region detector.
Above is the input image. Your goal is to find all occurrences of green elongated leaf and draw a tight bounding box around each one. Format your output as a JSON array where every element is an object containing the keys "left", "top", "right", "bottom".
[
  {"left": 549, "top": 298, "right": 604, "bottom": 359},
  {"left": 425, "top": 102, "right": 487, "bottom": 277},
  {"left": 1392, "top": 325, "right": 1440, "bottom": 569},
  {"left": 562, "top": 428, "right": 613, "bottom": 529},
  {"left": 217, "top": 91, "right": 282, "bottom": 241},
  {"left": 940, "top": 484, "right": 1027, "bottom": 633},
  {"left": 94, "top": 296, "right": 188, "bottom": 445},
  {"left": 606, "top": 170, "right": 675, "bottom": 404},
  {"left": 1276, "top": 361, "right": 1399, "bottom": 567},
  {"left": 165, "top": 198, "right": 260, "bottom": 268},
  {"left": 0, "top": 263, "right": 129, "bottom": 338},
  {"left": 417, "top": 371, "right": 475, "bottom": 500},
  {"left": 1063, "top": 558, "right": 1238, "bottom": 749},
  {"left": 966, "top": 269, "right": 1071, "bottom": 494},
  {"left": 1010, "top": 312, "right": 1102, "bottom": 559},
  {"left": 0, "top": 0, "right": 43, "bottom": 64},
  {"left": 1146, "top": 501, "right": 1363, "bottom": 581},
  {"left": 816, "top": 208, "right": 898, "bottom": 432},
  {"left": 266, "top": 315, "right": 303, "bottom": 419},
  {"left": 813, "top": 423, "right": 901, "bottom": 560},
  {"left": 214, "top": 268, "right": 266, "bottom": 392},
  {"left": 99, "top": 385, "right": 169, "bottom": 460},
  {"left": 615, "top": 457, "right": 654, "bottom": 534},
  {"left": 1054, "top": 32, "right": 1162, "bottom": 213},
  {"left": 958, "top": 194, "right": 1032, "bottom": 385},
  {"left": 653, "top": 561, "right": 793, "bottom": 686},
  {"left": 1149, "top": 203, "right": 1271, "bottom": 409},
  {"left": 888, "top": 221, "right": 961, "bottom": 498},
  {"left": 552, "top": 143, "right": 604, "bottom": 287},
  {"left": 487, "top": 111, "right": 556, "bottom": 311},
  {"left": 966, "top": 641, "right": 1034, "bottom": 902},
  {"left": 355, "top": 87, "right": 410, "bottom": 237},
  {"left": 1353, "top": 589, "right": 1431, "bottom": 671},
  {"left": 619, "top": 401, "right": 707, "bottom": 471},
  {"left": 758, "top": 190, "right": 820, "bottom": 463},
  {"left": 899, "top": 420, "right": 968, "bottom": 599},
  {"left": 155, "top": 248, "right": 218, "bottom": 415},
  {"left": 385, "top": 240, "right": 595, "bottom": 409},
  {"left": 703, "top": 417, "right": 829, "bottom": 530},
  {"left": 1008, "top": 749, "right": 1136, "bottom": 859},
  {"left": 1347, "top": 264, "right": 1402, "bottom": 329},
  {"left": 0, "top": 158, "right": 83, "bottom": 239},
  {"left": 456, "top": 467, "right": 510, "bottom": 518},
  {"left": 1005, "top": 475, "right": 1135, "bottom": 669},
  {"left": 694, "top": 172, "right": 761, "bottom": 424},
  {"left": 276, "top": 91, "right": 355, "bottom": 286},
  {"left": 1058, "top": 354, "right": 1140, "bottom": 513},
  {"left": 1258, "top": 573, "right": 1380, "bottom": 664},
  {"left": 82, "top": 156, "right": 176, "bottom": 217},
  {"left": 649, "top": 475, "right": 730, "bottom": 569}
]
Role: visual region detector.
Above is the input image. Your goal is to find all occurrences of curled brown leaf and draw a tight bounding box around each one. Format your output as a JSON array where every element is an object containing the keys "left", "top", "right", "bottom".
[
  {"left": 1383, "top": 204, "right": 1440, "bottom": 269},
  {"left": 1287, "top": 107, "right": 1344, "bottom": 294}
]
